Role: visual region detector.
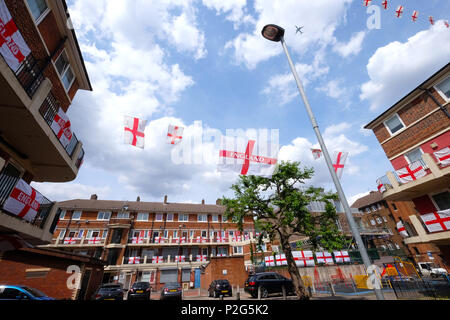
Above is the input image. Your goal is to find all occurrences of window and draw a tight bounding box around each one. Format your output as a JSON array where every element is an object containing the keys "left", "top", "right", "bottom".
[
  {"left": 218, "top": 247, "right": 228, "bottom": 256},
  {"left": 189, "top": 230, "right": 194, "bottom": 239},
  {"left": 233, "top": 246, "right": 243, "bottom": 254},
  {"left": 431, "top": 191, "right": 450, "bottom": 210},
  {"left": 117, "top": 212, "right": 129, "bottom": 219},
  {"left": 163, "top": 230, "right": 168, "bottom": 238},
  {"left": 72, "top": 211, "right": 82, "bottom": 220},
  {"left": 97, "top": 212, "right": 111, "bottom": 221},
  {"left": 435, "top": 76, "right": 450, "bottom": 100},
  {"left": 178, "top": 213, "right": 189, "bottom": 222},
  {"left": 222, "top": 215, "right": 228, "bottom": 222},
  {"left": 382, "top": 216, "right": 388, "bottom": 223},
  {"left": 166, "top": 213, "right": 173, "bottom": 222},
  {"left": 26, "top": 0, "right": 48, "bottom": 22},
  {"left": 201, "top": 230, "right": 207, "bottom": 238},
  {"left": 137, "top": 213, "right": 148, "bottom": 221},
  {"left": 102, "top": 229, "right": 108, "bottom": 239},
  {"left": 58, "top": 229, "right": 66, "bottom": 239},
  {"left": 173, "top": 230, "right": 178, "bottom": 238},
  {"left": 392, "top": 203, "right": 398, "bottom": 211},
  {"left": 365, "top": 207, "right": 371, "bottom": 213},
  {"left": 155, "top": 214, "right": 163, "bottom": 221},
  {"left": 77, "top": 229, "right": 84, "bottom": 238},
  {"left": 376, "top": 217, "right": 383, "bottom": 224},
  {"left": 59, "top": 210, "right": 66, "bottom": 219},
  {"left": 387, "top": 228, "right": 393, "bottom": 235},
  {"left": 212, "top": 215, "right": 218, "bottom": 222},
  {"left": 257, "top": 243, "right": 267, "bottom": 252},
  {"left": 387, "top": 243, "right": 393, "bottom": 250},
  {"left": 405, "top": 148, "right": 423, "bottom": 164},
  {"left": 371, "top": 205, "right": 377, "bottom": 212},
  {"left": 370, "top": 219, "right": 376, "bottom": 226},
  {"left": 54, "top": 50, "right": 75, "bottom": 91},
  {"left": 413, "top": 247, "right": 420, "bottom": 255},
  {"left": 395, "top": 243, "right": 400, "bottom": 250},
  {"left": 384, "top": 114, "right": 404, "bottom": 135},
  {"left": 228, "top": 231, "right": 234, "bottom": 238},
  {"left": 198, "top": 214, "right": 207, "bottom": 222}
]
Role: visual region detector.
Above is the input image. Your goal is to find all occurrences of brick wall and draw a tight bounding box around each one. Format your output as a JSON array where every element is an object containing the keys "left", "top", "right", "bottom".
[{"left": 201, "top": 256, "right": 247, "bottom": 289}]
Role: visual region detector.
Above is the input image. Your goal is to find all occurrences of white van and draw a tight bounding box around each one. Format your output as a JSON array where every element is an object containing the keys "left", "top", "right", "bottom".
[{"left": 417, "top": 262, "right": 448, "bottom": 278}]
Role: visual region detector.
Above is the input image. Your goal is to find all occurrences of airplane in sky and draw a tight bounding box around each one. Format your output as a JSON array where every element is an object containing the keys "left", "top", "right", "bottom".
[{"left": 295, "top": 25, "right": 304, "bottom": 34}]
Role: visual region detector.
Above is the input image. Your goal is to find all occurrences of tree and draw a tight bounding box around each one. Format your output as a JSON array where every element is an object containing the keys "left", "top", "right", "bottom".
[{"left": 221, "top": 161, "right": 349, "bottom": 300}]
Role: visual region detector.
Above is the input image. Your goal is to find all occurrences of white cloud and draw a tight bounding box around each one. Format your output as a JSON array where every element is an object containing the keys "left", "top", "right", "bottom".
[
  {"left": 316, "top": 79, "right": 348, "bottom": 100},
  {"left": 323, "top": 122, "right": 351, "bottom": 136},
  {"left": 360, "top": 21, "right": 450, "bottom": 111},
  {"left": 348, "top": 191, "right": 370, "bottom": 207},
  {"left": 202, "top": 0, "right": 254, "bottom": 28},
  {"left": 225, "top": 0, "right": 353, "bottom": 69},
  {"left": 333, "top": 31, "right": 366, "bottom": 57},
  {"left": 31, "top": 182, "right": 112, "bottom": 202}
]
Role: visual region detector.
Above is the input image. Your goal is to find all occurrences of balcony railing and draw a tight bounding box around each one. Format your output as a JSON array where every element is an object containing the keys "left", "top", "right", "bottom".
[
  {"left": 38, "top": 92, "right": 83, "bottom": 159},
  {"left": 377, "top": 175, "right": 393, "bottom": 192},
  {"left": 13, "top": 54, "right": 46, "bottom": 98},
  {"left": 75, "top": 147, "right": 85, "bottom": 169},
  {"left": 122, "top": 254, "right": 213, "bottom": 265},
  {"left": 0, "top": 174, "right": 54, "bottom": 229}
]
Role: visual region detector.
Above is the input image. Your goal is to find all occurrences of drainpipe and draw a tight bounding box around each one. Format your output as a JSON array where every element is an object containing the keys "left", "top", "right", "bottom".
[{"left": 419, "top": 87, "right": 450, "bottom": 119}]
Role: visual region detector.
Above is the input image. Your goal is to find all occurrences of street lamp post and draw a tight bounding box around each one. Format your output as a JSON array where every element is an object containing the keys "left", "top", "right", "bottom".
[{"left": 261, "top": 24, "right": 384, "bottom": 300}]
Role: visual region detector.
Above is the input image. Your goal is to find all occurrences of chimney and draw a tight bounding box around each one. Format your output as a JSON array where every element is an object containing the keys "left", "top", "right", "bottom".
[
  {"left": 216, "top": 199, "right": 222, "bottom": 205},
  {"left": 201, "top": 199, "right": 205, "bottom": 205},
  {"left": 164, "top": 195, "right": 168, "bottom": 204},
  {"left": 90, "top": 194, "right": 98, "bottom": 200},
  {"left": 136, "top": 196, "right": 140, "bottom": 202}
]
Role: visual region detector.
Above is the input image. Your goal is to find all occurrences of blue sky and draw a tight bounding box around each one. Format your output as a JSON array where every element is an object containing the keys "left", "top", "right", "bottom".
[{"left": 33, "top": 0, "right": 450, "bottom": 206}]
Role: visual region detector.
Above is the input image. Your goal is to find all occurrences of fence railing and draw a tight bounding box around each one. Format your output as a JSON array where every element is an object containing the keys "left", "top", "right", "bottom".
[{"left": 14, "top": 54, "right": 46, "bottom": 98}]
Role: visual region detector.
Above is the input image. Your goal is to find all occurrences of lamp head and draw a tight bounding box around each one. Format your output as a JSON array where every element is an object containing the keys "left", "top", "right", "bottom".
[{"left": 262, "top": 24, "right": 285, "bottom": 42}]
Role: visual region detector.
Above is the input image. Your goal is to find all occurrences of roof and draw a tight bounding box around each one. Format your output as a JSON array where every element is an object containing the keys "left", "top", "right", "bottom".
[
  {"left": 364, "top": 62, "right": 450, "bottom": 129},
  {"left": 350, "top": 191, "right": 384, "bottom": 209},
  {"left": 57, "top": 199, "right": 225, "bottom": 213}
]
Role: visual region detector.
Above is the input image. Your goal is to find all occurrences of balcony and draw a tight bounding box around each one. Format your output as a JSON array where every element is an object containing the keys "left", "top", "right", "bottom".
[
  {"left": 0, "top": 52, "right": 84, "bottom": 182},
  {"left": 50, "top": 236, "right": 106, "bottom": 247},
  {"left": 0, "top": 177, "right": 57, "bottom": 246},
  {"left": 126, "top": 235, "right": 261, "bottom": 246},
  {"left": 121, "top": 254, "right": 213, "bottom": 266},
  {"left": 378, "top": 153, "right": 450, "bottom": 201}
]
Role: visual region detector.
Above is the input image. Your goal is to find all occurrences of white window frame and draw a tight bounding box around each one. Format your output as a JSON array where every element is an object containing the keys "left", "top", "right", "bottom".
[
  {"left": 72, "top": 211, "right": 82, "bottom": 220},
  {"left": 370, "top": 219, "right": 376, "bottom": 226},
  {"left": 434, "top": 76, "right": 450, "bottom": 102},
  {"left": 155, "top": 214, "right": 163, "bottom": 222},
  {"left": 137, "top": 213, "right": 149, "bottom": 221},
  {"left": 376, "top": 217, "right": 383, "bottom": 224},
  {"left": 198, "top": 214, "right": 207, "bottom": 222},
  {"left": 211, "top": 214, "right": 219, "bottom": 223},
  {"left": 178, "top": 213, "right": 189, "bottom": 222},
  {"left": 382, "top": 216, "right": 388, "bottom": 223},
  {"left": 383, "top": 113, "right": 406, "bottom": 136},
  {"left": 25, "top": 0, "right": 50, "bottom": 25},
  {"left": 429, "top": 189, "right": 450, "bottom": 211},
  {"left": 173, "top": 230, "right": 178, "bottom": 238},
  {"left": 221, "top": 215, "right": 228, "bottom": 222},
  {"left": 59, "top": 210, "right": 66, "bottom": 220},
  {"left": 189, "top": 230, "right": 194, "bottom": 239},
  {"left": 233, "top": 246, "right": 243, "bottom": 255},
  {"left": 201, "top": 230, "right": 207, "bottom": 238},
  {"left": 87, "top": 229, "right": 101, "bottom": 239},
  {"left": 404, "top": 147, "right": 424, "bottom": 165},
  {"left": 58, "top": 229, "right": 66, "bottom": 239},
  {"left": 395, "top": 243, "right": 400, "bottom": 250},
  {"left": 53, "top": 49, "right": 76, "bottom": 92},
  {"left": 97, "top": 211, "right": 111, "bottom": 221},
  {"left": 117, "top": 212, "right": 129, "bottom": 219},
  {"left": 163, "top": 230, "right": 169, "bottom": 238},
  {"left": 102, "top": 229, "right": 108, "bottom": 239},
  {"left": 166, "top": 213, "right": 174, "bottom": 222}
]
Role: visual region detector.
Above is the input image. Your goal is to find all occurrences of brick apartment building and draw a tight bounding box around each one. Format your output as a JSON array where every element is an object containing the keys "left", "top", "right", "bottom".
[
  {"left": 364, "top": 62, "right": 450, "bottom": 270},
  {"left": 350, "top": 191, "right": 445, "bottom": 267},
  {"left": 0, "top": 0, "right": 91, "bottom": 248},
  {"left": 42, "top": 195, "right": 261, "bottom": 291}
]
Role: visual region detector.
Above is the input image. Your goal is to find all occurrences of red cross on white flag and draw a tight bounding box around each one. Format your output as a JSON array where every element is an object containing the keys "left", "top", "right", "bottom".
[
  {"left": 124, "top": 116, "right": 147, "bottom": 149},
  {"left": 0, "top": 0, "right": 31, "bottom": 72},
  {"left": 265, "top": 255, "right": 275, "bottom": 267},
  {"left": 363, "top": 0, "right": 371, "bottom": 7},
  {"left": 396, "top": 161, "right": 427, "bottom": 184},
  {"left": 293, "top": 250, "right": 315, "bottom": 267},
  {"left": 128, "top": 256, "right": 141, "bottom": 264},
  {"left": 167, "top": 125, "right": 183, "bottom": 145},
  {"left": 411, "top": 10, "right": 419, "bottom": 22},
  {"left": 311, "top": 148, "right": 322, "bottom": 160},
  {"left": 218, "top": 136, "right": 279, "bottom": 178},
  {"left": 332, "top": 151, "right": 348, "bottom": 179},
  {"left": 2, "top": 179, "right": 43, "bottom": 222},
  {"left": 376, "top": 178, "right": 386, "bottom": 193},
  {"left": 333, "top": 250, "right": 350, "bottom": 263},
  {"left": 434, "top": 147, "right": 450, "bottom": 167},
  {"left": 50, "top": 108, "right": 73, "bottom": 148},
  {"left": 152, "top": 256, "right": 163, "bottom": 264},
  {"left": 88, "top": 237, "right": 101, "bottom": 244},
  {"left": 275, "top": 254, "right": 287, "bottom": 266},
  {"left": 429, "top": 16, "right": 435, "bottom": 25},
  {"left": 132, "top": 231, "right": 145, "bottom": 244},
  {"left": 420, "top": 210, "right": 450, "bottom": 233},
  {"left": 63, "top": 237, "right": 76, "bottom": 244},
  {"left": 445, "top": 21, "right": 449, "bottom": 28},
  {"left": 196, "top": 255, "right": 207, "bottom": 262},
  {"left": 381, "top": 0, "right": 388, "bottom": 9},
  {"left": 175, "top": 255, "right": 185, "bottom": 262},
  {"left": 395, "top": 5, "right": 404, "bottom": 18},
  {"left": 396, "top": 221, "right": 408, "bottom": 237},
  {"left": 316, "top": 251, "right": 333, "bottom": 264}
]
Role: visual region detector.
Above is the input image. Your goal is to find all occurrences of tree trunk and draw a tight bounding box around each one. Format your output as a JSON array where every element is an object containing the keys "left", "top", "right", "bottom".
[{"left": 280, "top": 233, "right": 310, "bottom": 300}]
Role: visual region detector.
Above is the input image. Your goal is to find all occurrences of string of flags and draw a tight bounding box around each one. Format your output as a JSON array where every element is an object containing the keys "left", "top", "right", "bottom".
[
  {"left": 363, "top": 0, "right": 449, "bottom": 27},
  {"left": 265, "top": 250, "right": 351, "bottom": 267},
  {"left": 311, "top": 149, "right": 349, "bottom": 180}
]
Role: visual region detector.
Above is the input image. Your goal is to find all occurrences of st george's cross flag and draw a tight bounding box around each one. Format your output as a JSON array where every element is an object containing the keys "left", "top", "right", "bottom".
[
  {"left": 434, "top": 147, "right": 450, "bottom": 167},
  {"left": 362, "top": 0, "right": 371, "bottom": 7},
  {"left": 396, "top": 221, "right": 409, "bottom": 237},
  {"left": 376, "top": 178, "right": 386, "bottom": 193},
  {"left": 218, "top": 136, "right": 279, "bottom": 178},
  {"left": 264, "top": 255, "right": 275, "bottom": 267},
  {"left": 420, "top": 210, "right": 450, "bottom": 233},
  {"left": 2, "top": 179, "right": 43, "bottom": 222},
  {"left": 381, "top": 0, "right": 388, "bottom": 10},
  {"left": 311, "top": 148, "right": 322, "bottom": 160},
  {"left": 395, "top": 5, "right": 404, "bottom": 18},
  {"left": 293, "top": 250, "right": 315, "bottom": 267},
  {"left": 124, "top": 116, "right": 147, "bottom": 149},
  {"left": 50, "top": 108, "right": 72, "bottom": 148},
  {"left": 332, "top": 151, "right": 348, "bottom": 179},
  {"left": 411, "top": 10, "right": 419, "bottom": 22},
  {"left": 315, "top": 251, "right": 334, "bottom": 264},
  {"left": 0, "top": 0, "right": 31, "bottom": 72},
  {"left": 167, "top": 125, "right": 183, "bottom": 145},
  {"left": 396, "top": 161, "right": 427, "bottom": 184}
]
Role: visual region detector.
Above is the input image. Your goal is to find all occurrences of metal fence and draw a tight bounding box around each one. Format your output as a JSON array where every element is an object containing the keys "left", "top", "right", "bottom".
[
  {"left": 388, "top": 278, "right": 450, "bottom": 300},
  {"left": 14, "top": 54, "right": 46, "bottom": 98}
]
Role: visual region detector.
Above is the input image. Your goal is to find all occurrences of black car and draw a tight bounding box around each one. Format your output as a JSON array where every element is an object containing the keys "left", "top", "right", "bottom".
[
  {"left": 160, "top": 282, "right": 182, "bottom": 300},
  {"left": 92, "top": 283, "right": 125, "bottom": 300},
  {"left": 208, "top": 279, "right": 232, "bottom": 298},
  {"left": 128, "top": 282, "right": 151, "bottom": 300},
  {"left": 244, "top": 272, "right": 294, "bottom": 298}
]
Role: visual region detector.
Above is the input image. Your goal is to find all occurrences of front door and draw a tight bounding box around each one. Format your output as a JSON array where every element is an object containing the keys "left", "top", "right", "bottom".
[{"left": 194, "top": 269, "right": 201, "bottom": 288}]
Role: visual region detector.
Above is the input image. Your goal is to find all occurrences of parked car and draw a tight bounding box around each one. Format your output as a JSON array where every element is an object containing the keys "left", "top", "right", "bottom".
[
  {"left": 208, "top": 279, "right": 232, "bottom": 298},
  {"left": 160, "top": 282, "right": 182, "bottom": 300},
  {"left": 417, "top": 262, "right": 449, "bottom": 278},
  {"left": 92, "top": 283, "right": 125, "bottom": 300},
  {"left": 127, "top": 282, "right": 151, "bottom": 300},
  {"left": 0, "top": 285, "right": 54, "bottom": 300},
  {"left": 244, "top": 272, "right": 294, "bottom": 298}
]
